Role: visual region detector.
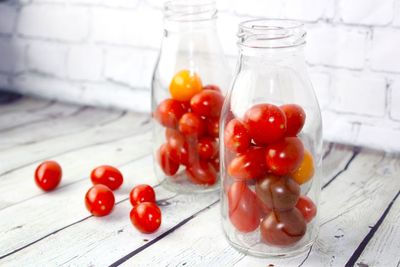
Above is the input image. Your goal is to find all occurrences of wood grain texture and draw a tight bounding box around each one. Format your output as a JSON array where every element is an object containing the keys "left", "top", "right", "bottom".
[{"left": 1, "top": 97, "right": 399, "bottom": 267}]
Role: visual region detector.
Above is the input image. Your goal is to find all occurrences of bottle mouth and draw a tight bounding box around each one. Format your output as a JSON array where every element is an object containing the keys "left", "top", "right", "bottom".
[
  {"left": 238, "top": 19, "right": 306, "bottom": 49},
  {"left": 164, "top": 0, "right": 217, "bottom": 22}
]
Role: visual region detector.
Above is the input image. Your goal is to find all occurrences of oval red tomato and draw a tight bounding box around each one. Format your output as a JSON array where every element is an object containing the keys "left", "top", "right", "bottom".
[
  {"left": 85, "top": 184, "right": 115, "bottom": 217},
  {"left": 280, "top": 104, "right": 306, "bottom": 137},
  {"left": 130, "top": 184, "right": 156, "bottom": 206},
  {"left": 130, "top": 202, "right": 162, "bottom": 233},
  {"left": 206, "top": 117, "right": 220, "bottom": 138},
  {"left": 157, "top": 144, "right": 180, "bottom": 176},
  {"left": 185, "top": 161, "right": 217, "bottom": 186},
  {"left": 224, "top": 118, "right": 250, "bottom": 153},
  {"left": 90, "top": 165, "right": 123, "bottom": 190},
  {"left": 34, "top": 160, "right": 62, "bottom": 191},
  {"left": 244, "top": 103, "right": 287, "bottom": 145},
  {"left": 228, "top": 147, "right": 267, "bottom": 180},
  {"left": 203, "top": 84, "right": 221, "bottom": 93},
  {"left": 154, "top": 99, "right": 185, "bottom": 128},
  {"left": 190, "top": 89, "right": 224, "bottom": 118},
  {"left": 266, "top": 137, "right": 304, "bottom": 176},
  {"left": 165, "top": 128, "right": 186, "bottom": 163},
  {"left": 197, "top": 137, "right": 218, "bottom": 160},
  {"left": 178, "top": 112, "right": 206, "bottom": 137},
  {"left": 260, "top": 208, "right": 306, "bottom": 246},
  {"left": 296, "top": 195, "right": 317, "bottom": 223},
  {"left": 228, "top": 182, "right": 260, "bottom": 232}
]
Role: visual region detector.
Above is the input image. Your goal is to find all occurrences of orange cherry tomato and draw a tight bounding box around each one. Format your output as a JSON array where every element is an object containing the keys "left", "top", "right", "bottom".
[
  {"left": 291, "top": 149, "right": 315, "bottom": 185},
  {"left": 169, "top": 70, "right": 203, "bottom": 102}
]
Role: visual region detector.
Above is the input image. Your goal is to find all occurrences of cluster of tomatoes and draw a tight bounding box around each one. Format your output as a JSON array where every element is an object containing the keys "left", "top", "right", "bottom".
[
  {"left": 154, "top": 70, "right": 224, "bottom": 186},
  {"left": 34, "top": 161, "right": 162, "bottom": 234},
  {"left": 225, "top": 103, "right": 317, "bottom": 247}
]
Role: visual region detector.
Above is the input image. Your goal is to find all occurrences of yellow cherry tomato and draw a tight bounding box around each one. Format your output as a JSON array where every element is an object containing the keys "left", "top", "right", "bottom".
[
  {"left": 291, "top": 149, "right": 314, "bottom": 185},
  {"left": 169, "top": 70, "right": 203, "bottom": 101}
]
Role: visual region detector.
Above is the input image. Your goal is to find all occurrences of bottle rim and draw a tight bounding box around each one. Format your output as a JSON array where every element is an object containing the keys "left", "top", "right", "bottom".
[
  {"left": 238, "top": 19, "right": 306, "bottom": 49},
  {"left": 164, "top": 0, "right": 217, "bottom": 22}
]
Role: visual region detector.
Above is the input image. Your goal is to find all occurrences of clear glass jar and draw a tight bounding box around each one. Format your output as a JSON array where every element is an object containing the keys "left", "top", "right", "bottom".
[
  {"left": 152, "top": 0, "right": 230, "bottom": 193},
  {"left": 220, "top": 19, "right": 323, "bottom": 257}
]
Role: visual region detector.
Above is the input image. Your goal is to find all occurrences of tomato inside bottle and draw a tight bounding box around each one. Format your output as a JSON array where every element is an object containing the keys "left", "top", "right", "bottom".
[
  {"left": 151, "top": 0, "right": 230, "bottom": 193},
  {"left": 220, "top": 19, "right": 323, "bottom": 257}
]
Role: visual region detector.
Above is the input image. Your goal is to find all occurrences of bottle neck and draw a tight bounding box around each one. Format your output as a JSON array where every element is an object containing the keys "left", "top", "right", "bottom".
[{"left": 163, "top": 0, "right": 217, "bottom": 32}]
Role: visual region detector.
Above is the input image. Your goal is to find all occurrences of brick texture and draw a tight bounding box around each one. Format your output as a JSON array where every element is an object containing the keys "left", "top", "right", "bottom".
[{"left": 0, "top": 0, "right": 399, "bottom": 151}]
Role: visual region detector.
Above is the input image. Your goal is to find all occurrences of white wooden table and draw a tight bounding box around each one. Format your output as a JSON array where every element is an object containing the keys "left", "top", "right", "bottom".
[{"left": 0, "top": 93, "right": 399, "bottom": 267}]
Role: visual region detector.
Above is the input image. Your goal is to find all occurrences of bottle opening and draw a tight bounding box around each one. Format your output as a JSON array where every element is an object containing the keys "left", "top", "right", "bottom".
[
  {"left": 238, "top": 19, "right": 306, "bottom": 49},
  {"left": 164, "top": 0, "right": 217, "bottom": 21}
]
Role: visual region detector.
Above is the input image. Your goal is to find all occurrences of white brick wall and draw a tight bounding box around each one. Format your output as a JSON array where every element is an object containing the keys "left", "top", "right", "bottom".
[{"left": 0, "top": 0, "right": 399, "bottom": 151}]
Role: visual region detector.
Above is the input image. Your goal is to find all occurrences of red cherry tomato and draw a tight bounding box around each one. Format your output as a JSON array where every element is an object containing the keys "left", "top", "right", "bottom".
[
  {"left": 90, "top": 165, "right": 123, "bottom": 190},
  {"left": 266, "top": 137, "right": 304, "bottom": 176},
  {"left": 244, "top": 104, "right": 287, "bottom": 145},
  {"left": 186, "top": 161, "right": 217, "bottom": 186},
  {"left": 296, "top": 195, "right": 317, "bottom": 223},
  {"left": 34, "top": 161, "right": 62, "bottom": 191},
  {"left": 228, "top": 147, "right": 267, "bottom": 180},
  {"left": 157, "top": 144, "right": 180, "bottom": 176},
  {"left": 130, "top": 202, "right": 162, "bottom": 233},
  {"left": 210, "top": 156, "right": 220, "bottom": 172},
  {"left": 224, "top": 119, "right": 250, "bottom": 154},
  {"left": 206, "top": 117, "right": 220, "bottom": 138},
  {"left": 165, "top": 129, "right": 186, "bottom": 163},
  {"left": 190, "top": 89, "right": 224, "bottom": 118},
  {"left": 228, "top": 182, "right": 260, "bottom": 232},
  {"left": 179, "top": 139, "right": 198, "bottom": 166},
  {"left": 203, "top": 84, "right": 222, "bottom": 93},
  {"left": 130, "top": 184, "right": 156, "bottom": 206},
  {"left": 154, "top": 99, "right": 185, "bottom": 128},
  {"left": 280, "top": 104, "right": 306, "bottom": 137},
  {"left": 85, "top": 184, "right": 115, "bottom": 217},
  {"left": 178, "top": 112, "right": 206, "bottom": 137},
  {"left": 197, "top": 137, "right": 218, "bottom": 160}
]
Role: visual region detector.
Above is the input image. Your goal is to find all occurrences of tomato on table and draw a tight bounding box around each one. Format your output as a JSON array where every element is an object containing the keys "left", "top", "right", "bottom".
[
  {"left": 154, "top": 99, "right": 185, "bottom": 128},
  {"left": 266, "top": 137, "right": 304, "bottom": 176},
  {"left": 228, "top": 147, "right": 267, "bottom": 180},
  {"left": 169, "top": 70, "right": 203, "bottom": 102},
  {"left": 178, "top": 112, "right": 206, "bottom": 137},
  {"left": 244, "top": 103, "right": 287, "bottom": 145},
  {"left": 197, "top": 137, "right": 218, "bottom": 160},
  {"left": 185, "top": 161, "right": 217, "bottom": 186},
  {"left": 291, "top": 149, "right": 315, "bottom": 185},
  {"left": 190, "top": 89, "right": 224, "bottom": 118},
  {"left": 34, "top": 160, "right": 62, "bottom": 191},
  {"left": 130, "top": 202, "right": 162, "bottom": 233},
  {"left": 130, "top": 184, "right": 156, "bottom": 206},
  {"left": 90, "top": 165, "right": 123, "bottom": 190},
  {"left": 157, "top": 144, "right": 180, "bottom": 176},
  {"left": 85, "top": 184, "right": 115, "bottom": 217},
  {"left": 280, "top": 104, "right": 306, "bottom": 137},
  {"left": 296, "top": 195, "right": 317, "bottom": 223},
  {"left": 228, "top": 182, "right": 260, "bottom": 232},
  {"left": 224, "top": 118, "right": 250, "bottom": 154}
]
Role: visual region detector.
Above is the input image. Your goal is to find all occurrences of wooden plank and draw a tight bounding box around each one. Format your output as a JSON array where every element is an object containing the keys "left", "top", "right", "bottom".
[
  {"left": 0, "top": 100, "right": 78, "bottom": 132},
  {"left": 0, "top": 97, "right": 53, "bottom": 115},
  {"left": 0, "top": 131, "right": 151, "bottom": 210},
  {"left": 0, "top": 111, "right": 149, "bottom": 176},
  {"left": 0, "top": 155, "right": 219, "bottom": 266},
  {"left": 355, "top": 190, "right": 400, "bottom": 267},
  {"left": 119, "top": 148, "right": 400, "bottom": 267},
  {"left": 0, "top": 106, "right": 124, "bottom": 150}
]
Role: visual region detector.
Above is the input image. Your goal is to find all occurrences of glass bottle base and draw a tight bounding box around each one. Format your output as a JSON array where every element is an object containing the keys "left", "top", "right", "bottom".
[{"left": 159, "top": 171, "right": 219, "bottom": 194}]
